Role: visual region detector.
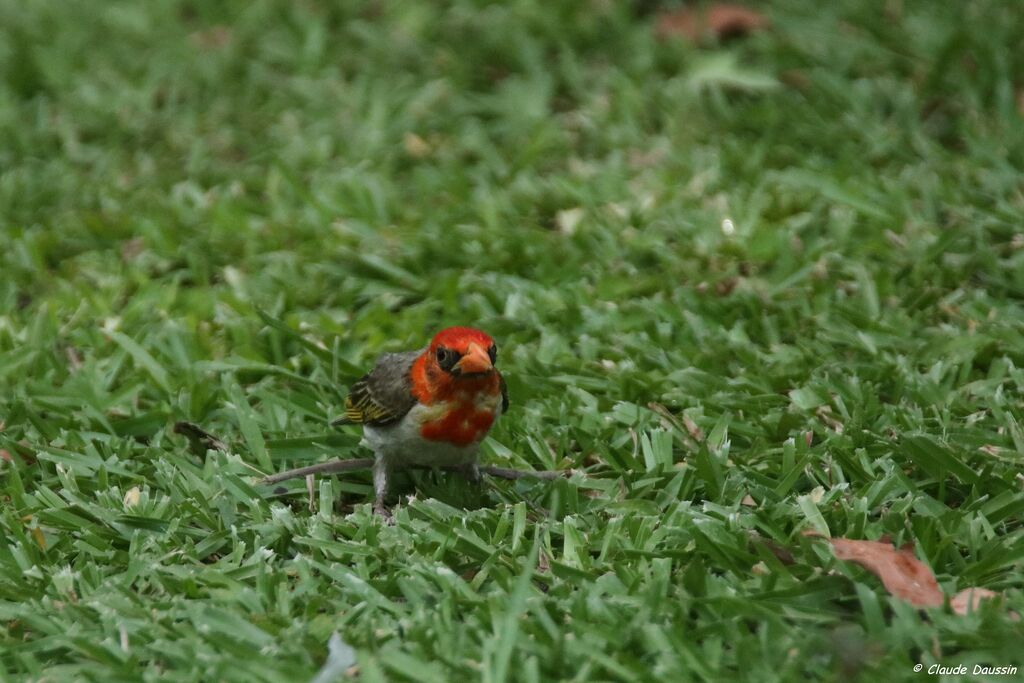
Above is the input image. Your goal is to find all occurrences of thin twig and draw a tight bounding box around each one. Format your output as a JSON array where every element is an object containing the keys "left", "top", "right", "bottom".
[
  {"left": 260, "top": 458, "right": 376, "bottom": 485},
  {"left": 478, "top": 465, "right": 567, "bottom": 481},
  {"left": 259, "top": 459, "right": 568, "bottom": 486},
  {"left": 176, "top": 421, "right": 570, "bottom": 487}
]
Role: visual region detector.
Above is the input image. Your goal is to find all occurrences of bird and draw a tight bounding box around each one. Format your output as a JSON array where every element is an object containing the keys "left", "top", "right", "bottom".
[{"left": 333, "top": 326, "right": 508, "bottom": 518}]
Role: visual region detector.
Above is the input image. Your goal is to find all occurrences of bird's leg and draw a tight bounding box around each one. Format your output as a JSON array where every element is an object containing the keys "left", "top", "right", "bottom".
[
  {"left": 459, "top": 462, "right": 482, "bottom": 485},
  {"left": 372, "top": 457, "right": 394, "bottom": 522}
]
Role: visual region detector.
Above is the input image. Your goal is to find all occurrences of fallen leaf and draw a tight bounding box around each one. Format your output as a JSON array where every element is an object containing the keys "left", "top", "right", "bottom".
[
  {"left": 950, "top": 587, "right": 1000, "bottom": 615},
  {"left": 808, "top": 534, "right": 1012, "bottom": 617},
  {"left": 656, "top": 4, "right": 768, "bottom": 43},
  {"left": 808, "top": 534, "right": 943, "bottom": 607}
]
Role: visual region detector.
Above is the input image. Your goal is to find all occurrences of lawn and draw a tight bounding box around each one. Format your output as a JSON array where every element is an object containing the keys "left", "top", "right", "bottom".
[{"left": 2, "top": 0, "right": 1024, "bottom": 680}]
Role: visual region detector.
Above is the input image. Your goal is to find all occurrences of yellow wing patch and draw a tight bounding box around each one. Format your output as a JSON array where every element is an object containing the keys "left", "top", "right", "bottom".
[{"left": 342, "top": 378, "right": 399, "bottom": 424}]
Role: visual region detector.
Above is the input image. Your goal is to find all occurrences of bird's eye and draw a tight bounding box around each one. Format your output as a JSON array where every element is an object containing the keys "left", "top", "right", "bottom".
[
  {"left": 488, "top": 344, "right": 497, "bottom": 365},
  {"left": 436, "top": 347, "right": 457, "bottom": 371}
]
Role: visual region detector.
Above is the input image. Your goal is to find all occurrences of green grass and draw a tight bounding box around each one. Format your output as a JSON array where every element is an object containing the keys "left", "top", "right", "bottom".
[{"left": 2, "top": 0, "right": 1024, "bottom": 680}]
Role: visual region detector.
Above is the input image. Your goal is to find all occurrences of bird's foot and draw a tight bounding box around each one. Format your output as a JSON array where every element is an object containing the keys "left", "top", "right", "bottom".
[{"left": 372, "top": 500, "right": 395, "bottom": 524}]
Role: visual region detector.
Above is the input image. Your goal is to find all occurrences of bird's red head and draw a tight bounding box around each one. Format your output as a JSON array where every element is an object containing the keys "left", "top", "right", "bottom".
[
  {"left": 411, "top": 327, "right": 504, "bottom": 443},
  {"left": 427, "top": 326, "right": 497, "bottom": 377}
]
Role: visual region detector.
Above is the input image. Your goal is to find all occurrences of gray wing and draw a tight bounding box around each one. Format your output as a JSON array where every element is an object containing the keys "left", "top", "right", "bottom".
[{"left": 337, "top": 349, "right": 421, "bottom": 426}]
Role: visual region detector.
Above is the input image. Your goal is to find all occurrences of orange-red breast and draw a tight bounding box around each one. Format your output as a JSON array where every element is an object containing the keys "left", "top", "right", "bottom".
[{"left": 334, "top": 326, "right": 508, "bottom": 515}]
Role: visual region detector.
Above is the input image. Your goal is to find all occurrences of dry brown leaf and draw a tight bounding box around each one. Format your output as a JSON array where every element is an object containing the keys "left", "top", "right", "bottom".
[
  {"left": 0, "top": 450, "right": 11, "bottom": 463},
  {"left": 808, "top": 534, "right": 1012, "bottom": 617},
  {"left": 950, "top": 587, "right": 1000, "bottom": 615},
  {"left": 656, "top": 4, "right": 768, "bottom": 42},
  {"left": 808, "top": 533, "right": 944, "bottom": 607}
]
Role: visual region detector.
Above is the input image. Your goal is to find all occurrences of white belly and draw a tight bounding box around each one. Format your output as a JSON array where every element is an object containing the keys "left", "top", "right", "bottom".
[{"left": 362, "top": 402, "right": 495, "bottom": 468}]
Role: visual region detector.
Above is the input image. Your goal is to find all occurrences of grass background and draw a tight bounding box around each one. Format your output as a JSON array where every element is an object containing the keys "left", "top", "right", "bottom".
[{"left": 2, "top": 0, "right": 1024, "bottom": 680}]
